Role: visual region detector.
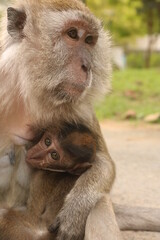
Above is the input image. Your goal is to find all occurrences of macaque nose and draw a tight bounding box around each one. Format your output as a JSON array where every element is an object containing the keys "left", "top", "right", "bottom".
[
  {"left": 81, "top": 64, "right": 88, "bottom": 73},
  {"left": 68, "top": 59, "right": 91, "bottom": 88},
  {"left": 30, "top": 150, "right": 46, "bottom": 160}
]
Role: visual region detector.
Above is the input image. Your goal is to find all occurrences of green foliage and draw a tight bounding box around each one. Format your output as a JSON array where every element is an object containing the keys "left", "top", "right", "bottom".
[
  {"left": 87, "top": 0, "right": 160, "bottom": 45},
  {"left": 139, "top": 0, "right": 160, "bottom": 34},
  {"left": 87, "top": 0, "right": 144, "bottom": 44},
  {"left": 127, "top": 53, "right": 145, "bottom": 69},
  {"left": 150, "top": 53, "right": 160, "bottom": 68},
  {"left": 127, "top": 53, "right": 160, "bottom": 68},
  {"left": 95, "top": 68, "right": 160, "bottom": 120}
]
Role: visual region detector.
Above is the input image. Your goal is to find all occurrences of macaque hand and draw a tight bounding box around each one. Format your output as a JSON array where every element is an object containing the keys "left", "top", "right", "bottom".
[{"left": 49, "top": 191, "right": 100, "bottom": 240}]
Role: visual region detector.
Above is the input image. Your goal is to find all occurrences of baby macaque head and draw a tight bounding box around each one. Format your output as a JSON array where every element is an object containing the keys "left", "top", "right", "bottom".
[{"left": 26, "top": 124, "right": 97, "bottom": 175}]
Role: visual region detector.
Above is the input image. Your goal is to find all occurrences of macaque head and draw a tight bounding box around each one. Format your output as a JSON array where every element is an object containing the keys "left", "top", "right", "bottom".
[
  {"left": 5, "top": 0, "right": 111, "bottom": 114},
  {"left": 26, "top": 124, "right": 97, "bottom": 175}
]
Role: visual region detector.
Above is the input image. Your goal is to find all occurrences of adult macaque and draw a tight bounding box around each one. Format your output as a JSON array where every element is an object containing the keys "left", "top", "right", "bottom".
[
  {"left": 26, "top": 124, "right": 96, "bottom": 175},
  {"left": 0, "top": 0, "right": 160, "bottom": 239},
  {"left": 0, "top": 0, "right": 119, "bottom": 239}
]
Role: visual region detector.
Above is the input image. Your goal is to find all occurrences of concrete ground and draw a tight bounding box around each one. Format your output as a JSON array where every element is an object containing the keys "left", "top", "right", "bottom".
[{"left": 101, "top": 121, "right": 160, "bottom": 240}]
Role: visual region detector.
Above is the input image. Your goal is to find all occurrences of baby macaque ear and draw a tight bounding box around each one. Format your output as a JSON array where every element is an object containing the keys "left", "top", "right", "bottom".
[
  {"left": 69, "top": 163, "right": 92, "bottom": 176},
  {"left": 7, "top": 7, "right": 26, "bottom": 39}
]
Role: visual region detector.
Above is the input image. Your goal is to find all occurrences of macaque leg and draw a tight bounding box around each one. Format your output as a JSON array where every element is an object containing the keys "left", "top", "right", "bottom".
[
  {"left": 114, "top": 204, "right": 160, "bottom": 232},
  {"left": 0, "top": 208, "right": 54, "bottom": 240},
  {"left": 0, "top": 208, "right": 38, "bottom": 240},
  {"left": 85, "top": 195, "right": 123, "bottom": 240}
]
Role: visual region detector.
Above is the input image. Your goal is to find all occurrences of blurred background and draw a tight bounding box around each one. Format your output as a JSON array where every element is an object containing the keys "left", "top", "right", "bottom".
[{"left": 83, "top": 0, "right": 160, "bottom": 123}]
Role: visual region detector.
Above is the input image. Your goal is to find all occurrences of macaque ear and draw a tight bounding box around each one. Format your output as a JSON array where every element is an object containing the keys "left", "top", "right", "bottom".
[{"left": 7, "top": 7, "right": 26, "bottom": 39}]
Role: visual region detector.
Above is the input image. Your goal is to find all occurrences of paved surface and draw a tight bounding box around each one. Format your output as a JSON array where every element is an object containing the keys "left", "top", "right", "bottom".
[{"left": 101, "top": 121, "right": 160, "bottom": 240}]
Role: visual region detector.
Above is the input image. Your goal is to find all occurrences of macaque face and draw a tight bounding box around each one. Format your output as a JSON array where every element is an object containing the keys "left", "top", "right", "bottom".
[
  {"left": 26, "top": 130, "right": 96, "bottom": 175},
  {"left": 52, "top": 20, "right": 99, "bottom": 99},
  {"left": 24, "top": 11, "right": 101, "bottom": 104},
  {"left": 7, "top": 5, "right": 111, "bottom": 110},
  {"left": 26, "top": 132, "right": 65, "bottom": 171}
]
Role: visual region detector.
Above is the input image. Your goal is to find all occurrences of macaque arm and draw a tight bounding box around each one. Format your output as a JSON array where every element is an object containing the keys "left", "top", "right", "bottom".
[
  {"left": 114, "top": 203, "right": 160, "bottom": 232},
  {"left": 85, "top": 195, "right": 123, "bottom": 240},
  {"left": 49, "top": 118, "right": 116, "bottom": 239}
]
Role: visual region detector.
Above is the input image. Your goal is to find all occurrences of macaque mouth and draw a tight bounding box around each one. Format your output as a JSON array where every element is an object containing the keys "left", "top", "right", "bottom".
[
  {"left": 54, "top": 83, "right": 84, "bottom": 101},
  {"left": 66, "top": 83, "right": 86, "bottom": 94},
  {"left": 43, "top": 168, "right": 66, "bottom": 173},
  {"left": 26, "top": 157, "right": 71, "bottom": 174},
  {"left": 54, "top": 71, "right": 92, "bottom": 101}
]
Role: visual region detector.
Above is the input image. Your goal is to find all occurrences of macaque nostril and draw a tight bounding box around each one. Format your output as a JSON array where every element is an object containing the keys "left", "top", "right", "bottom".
[{"left": 81, "top": 65, "right": 88, "bottom": 73}]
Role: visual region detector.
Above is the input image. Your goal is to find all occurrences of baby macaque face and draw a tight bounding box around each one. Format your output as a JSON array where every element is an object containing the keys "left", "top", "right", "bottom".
[{"left": 26, "top": 130, "right": 97, "bottom": 175}]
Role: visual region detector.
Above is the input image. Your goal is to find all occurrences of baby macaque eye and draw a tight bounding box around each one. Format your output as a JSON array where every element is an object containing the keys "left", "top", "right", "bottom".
[
  {"left": 85, "top": 35, "right": 94, "bottom": 45},
  {"left": 67, "top": 28, "right": 78, "bottom": 40},
  {"left": 45, "top": 138, "right": 51, "bottom": 147},
  {"left": 51, "top": 151, "right": 60, "bottom": 160}
]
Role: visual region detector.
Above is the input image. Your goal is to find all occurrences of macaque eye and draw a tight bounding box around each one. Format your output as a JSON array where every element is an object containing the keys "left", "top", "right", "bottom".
[
  {"left": 85, "top": 35, "right": 94, "bottom": 45},
  {"left": 67, "top": 28, "right": 78, "bottom": 40},
  {"left": 51, "top": 151, "right": 60, "bottom": 161},
  {"left": 45, "top": 138, "right": 51, "bottom": 147}
]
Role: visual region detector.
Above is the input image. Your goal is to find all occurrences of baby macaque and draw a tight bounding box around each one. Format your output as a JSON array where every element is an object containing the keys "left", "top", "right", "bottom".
[
  {"left": 26, "top": 124, "right": 97, "bottom": 175},
  {"left": 0, "top": 123, "right": 98, "bottom": 240}
]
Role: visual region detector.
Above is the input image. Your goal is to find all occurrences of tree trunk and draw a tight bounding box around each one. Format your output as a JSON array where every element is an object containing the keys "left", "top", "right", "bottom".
[{"left": 145, "top": 8, "right": 153, "bottom": 68}]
